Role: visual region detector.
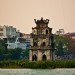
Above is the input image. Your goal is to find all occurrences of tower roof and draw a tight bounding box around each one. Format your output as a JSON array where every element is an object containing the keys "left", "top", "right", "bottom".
[{"left": 34, "top": 17, "right": 49, "bottom": 25}]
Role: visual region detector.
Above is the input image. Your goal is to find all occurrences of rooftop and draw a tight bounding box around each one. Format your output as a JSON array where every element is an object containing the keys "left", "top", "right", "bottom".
[{"left": 34, "top": 17, "right": 49, "bottom": 25}]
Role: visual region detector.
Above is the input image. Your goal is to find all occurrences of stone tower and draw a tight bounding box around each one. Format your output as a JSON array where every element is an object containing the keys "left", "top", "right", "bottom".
[{"left": 29, "top": 17, "right": 52, "bottom": 61}]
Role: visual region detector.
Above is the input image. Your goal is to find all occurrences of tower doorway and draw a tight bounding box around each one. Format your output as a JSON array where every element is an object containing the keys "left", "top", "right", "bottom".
[
  {"left": 32, "top": 54, "right": 37, "bottom": 61},
  {"left": 42, "top": 54, "right": 47, "bottom": 61}
]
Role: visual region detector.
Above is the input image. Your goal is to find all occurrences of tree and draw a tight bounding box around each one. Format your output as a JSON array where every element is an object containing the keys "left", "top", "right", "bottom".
[
  {"left": 10, "top": 48, "right": 22, "bottom": 60},
  {"left": 22, "top": 49, "right": 29, "bottom": 60},
  {"left": 54, "top": 35, "right": 71, "bottom": 56},
  {"left": 0, "top": 47, "right": 5, "bottom": 60},
  {"left": 57, "top": 41, "right": 64, "bottom": 56}
]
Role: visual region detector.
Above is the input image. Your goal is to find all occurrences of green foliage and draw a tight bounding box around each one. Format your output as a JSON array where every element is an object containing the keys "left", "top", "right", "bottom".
[
  {"left": 0, "top": 60, "right": 75, "bottom": 68},
  {"left": 22, "top": 49, "right": 29, "bottom": 59},
  {"left": 57, "top": 41, "right": 64, "bottom": 56},
  {"left": 10, "top": 48, "right": 22, "bottom": 60},
  {"left": 54, "top": 35, "right": 71, "bottom": 56},
  {"left": 0, "top": 38, "right": 29, "bottom": 60},
  {"left": 0, "top": 47, "right": 22, "bottom": 60},
  {"left": 0, "top": 46, "right": 7, "bottom": 60}
]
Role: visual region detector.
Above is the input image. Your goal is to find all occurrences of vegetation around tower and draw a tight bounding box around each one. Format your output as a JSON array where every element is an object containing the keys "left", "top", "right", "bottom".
[{"left": 0, "top": 60, "right": 75, "bottom": 68}]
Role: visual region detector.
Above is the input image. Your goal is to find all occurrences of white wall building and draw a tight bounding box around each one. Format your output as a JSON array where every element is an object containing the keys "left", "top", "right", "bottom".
[
  {"left": 0, "top": 25, "right": 17, "bottom": 39},
  {"left": 56, "top": 29, "right": 64, "bottom": 35},
  {"left": 23, "top": 34, "right": 31, "bottom": 49},
  {"left": 7, "top": 37, "right": 27, "bottom": 50}
]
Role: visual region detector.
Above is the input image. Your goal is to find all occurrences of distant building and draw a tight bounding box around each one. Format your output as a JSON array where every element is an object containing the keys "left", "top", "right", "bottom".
[
  {"left": 7, "top": 37, "right": 26, "bottom": 50},
  {"left": 23, "top": 34, "right": 30, "bottom": 39},
  {"left": 0, "top": 25, "right": 17, "bottom": 39},
  {"left": 56, "top": 29, "right": 64, "bottom": 35},
  {"left": 18, "top": 33, "right": 31, "bottom": 50},
  {"left": 16, "top": 30, "right": 20, "bottom": 37}
]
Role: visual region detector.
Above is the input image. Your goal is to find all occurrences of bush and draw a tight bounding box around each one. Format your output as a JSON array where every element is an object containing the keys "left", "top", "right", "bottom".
[{"left": 0, "top": 60, "right": 75, "bottom": 68}]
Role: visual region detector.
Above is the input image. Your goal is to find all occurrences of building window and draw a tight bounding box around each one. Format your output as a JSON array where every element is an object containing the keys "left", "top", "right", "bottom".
[
  {"left": 0, "top": 28, "right": 3, "bottom": 31},
  {"left": 33, "top": 42, "right": 37, "bottom": 46},
  {"left": 41, "top": 42, "right": 46, "bottom": 46},
  {"left": 32, "top": 54, "right": 37, "bottom": 61},
  {"left": 0, "top": 33, "right": 3, "bottom": 36},
  {"left": 46, "top": 30, "right": 48, "bottom": 35},
  {"left": 38, "top": 29, "right": 41, "bottom": 35}
]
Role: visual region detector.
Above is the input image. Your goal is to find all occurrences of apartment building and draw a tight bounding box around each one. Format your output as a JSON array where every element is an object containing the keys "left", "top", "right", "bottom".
[{"left": 0, "top": 25, "right": 17, "bottom": 39}]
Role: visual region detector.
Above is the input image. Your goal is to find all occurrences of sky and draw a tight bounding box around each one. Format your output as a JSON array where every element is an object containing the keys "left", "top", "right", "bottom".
[{"left": 0, "top": 0, "right": 75, "bottom": 34}]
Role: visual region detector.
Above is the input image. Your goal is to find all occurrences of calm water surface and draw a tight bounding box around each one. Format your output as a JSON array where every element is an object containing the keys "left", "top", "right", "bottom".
[{"left": 0, "top": 69, "right": 75, "bottom": 75}]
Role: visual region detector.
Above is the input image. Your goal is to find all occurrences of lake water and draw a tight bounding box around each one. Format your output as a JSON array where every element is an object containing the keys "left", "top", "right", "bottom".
[{"left": 0, "top": 69, "right": 75, "bottom": 75}]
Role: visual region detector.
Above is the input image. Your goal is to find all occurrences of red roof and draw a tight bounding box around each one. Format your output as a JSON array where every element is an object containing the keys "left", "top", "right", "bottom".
[{"left": 70, "top": 38, "right": 75, "bottom": 42}]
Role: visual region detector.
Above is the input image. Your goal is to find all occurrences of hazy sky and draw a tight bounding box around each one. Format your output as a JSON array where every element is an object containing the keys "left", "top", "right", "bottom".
[{"left": 0, "top": 0, "right": 75, "bottom": 34}]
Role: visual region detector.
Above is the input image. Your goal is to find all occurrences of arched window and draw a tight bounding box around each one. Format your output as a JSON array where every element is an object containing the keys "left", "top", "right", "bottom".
[
  {"left": 42, "top": 54, "right": 47, "bottom": 61},
  {"left": 46, "top": 30, "right": 48, "bottom": 35},
  {"left": 34, "top": 42, "right": 37, "bottom": 46},
  {"left": 32, "top": 54, "right": 37, "bottom": 61},
  {"left": 42, "top": 42, "right": 46, "bottom": 46}
]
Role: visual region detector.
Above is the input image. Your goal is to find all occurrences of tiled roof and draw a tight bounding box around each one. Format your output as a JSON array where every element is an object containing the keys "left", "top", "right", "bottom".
[{"left": 70, "top": 38, "right": 75, "bottom": 42}]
